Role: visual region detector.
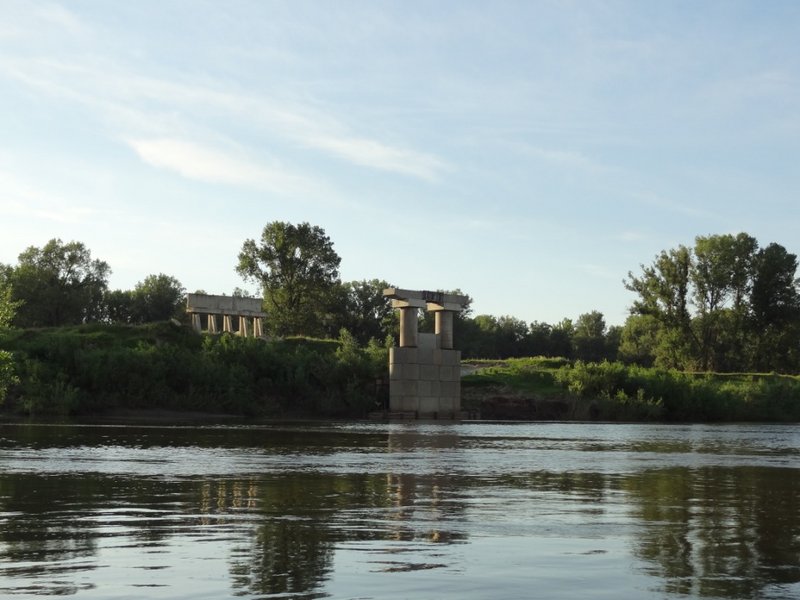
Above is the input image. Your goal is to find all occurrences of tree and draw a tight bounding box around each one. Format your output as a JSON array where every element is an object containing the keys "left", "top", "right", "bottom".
[
  {"left": 336, "top": 279, "right": 397, "bottom": 344},
  {"left": 8, "top": 239, "right": 110, "bottom": 327},
  {"left": 236, "top": 222, "right": 341, "bottom": 336},
  {"left": 0, "top": 267, "right": 22, "bottom": 329},
  {"left": 691, "top": 233, "right": 757, "bottom": 370},
  {"left": 572, "top": 311, "right": 608, "bottom": 362},
  {"left": 624, "top": 233, "right": 800, "bottom": 372},
  {"left": 129, "top": 274, "right": 186, "bottom": 323},
  {"left": 748, "top": 243, "right": 800, "bottom": 372}
]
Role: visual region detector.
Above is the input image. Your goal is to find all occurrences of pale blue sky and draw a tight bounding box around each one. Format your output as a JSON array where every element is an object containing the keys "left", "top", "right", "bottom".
[{"left": 1, "top": 1, "right": 798, "bottom": 326}]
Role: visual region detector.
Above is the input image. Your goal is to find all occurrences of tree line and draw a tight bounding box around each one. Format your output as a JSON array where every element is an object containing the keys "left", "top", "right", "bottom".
[{"left": 2, "top": 225, "right": 798, "bottom": 374}]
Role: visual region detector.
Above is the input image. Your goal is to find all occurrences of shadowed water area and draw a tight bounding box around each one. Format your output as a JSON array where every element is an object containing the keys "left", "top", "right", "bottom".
[{"left": 0, "top": 422, "right": 798, "bottom": 599}]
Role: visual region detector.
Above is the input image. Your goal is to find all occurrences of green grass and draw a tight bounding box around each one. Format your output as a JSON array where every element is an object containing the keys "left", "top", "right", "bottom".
[{"left": 462, "top": 357, "right": 800, "bottom": 422}]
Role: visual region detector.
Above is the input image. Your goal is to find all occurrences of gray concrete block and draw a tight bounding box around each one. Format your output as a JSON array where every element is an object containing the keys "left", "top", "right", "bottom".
[
  {"left": 419, "top": 397, "right": 439, "bottom": 414},
  {"left": 391, "top": 347, "right": 418, "bottom": 364},
  {"left": 401, "top": 396, "right": 418, "bottom": 412},
  {"left": 418, "top": 380, "right": 431, "bottom": 396},
  {"left": 417, "top": 348, "right": 434, "bottom": 365},
  {"left": 420, "top": 365, "right": 439, "bottom": 381},
  {"left": 401, "top": 380, "right": 419, "bottom": 396},
  {"left": 432, "top": 349, "right": 443, "bottom": 365},
  {"left": 389, "top": 363, "right": 403, "bottom": 380},
  {"left": 404, "top": 364, "right": 419, "bottom": 379}
]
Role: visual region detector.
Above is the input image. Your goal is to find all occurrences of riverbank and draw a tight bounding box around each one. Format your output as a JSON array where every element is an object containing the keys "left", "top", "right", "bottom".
[
  {"left": 0, "top": 322, "right": 387, "bottom": 418},
  {"left": 2, "top": 324, "right": 799, "bottom": 422},
  {"left": 462, "top": 357, "right": 800, "bottom": 422}
]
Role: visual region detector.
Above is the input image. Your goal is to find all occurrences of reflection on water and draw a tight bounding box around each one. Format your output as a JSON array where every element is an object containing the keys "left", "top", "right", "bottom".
[{"left": 0, "top": 422, "right": 798, "bottom": 599}]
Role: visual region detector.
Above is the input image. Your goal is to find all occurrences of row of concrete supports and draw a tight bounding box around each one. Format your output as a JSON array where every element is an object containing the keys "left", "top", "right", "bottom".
[{"left": 190, "top": 313, "right": 264, "bottom": 337}]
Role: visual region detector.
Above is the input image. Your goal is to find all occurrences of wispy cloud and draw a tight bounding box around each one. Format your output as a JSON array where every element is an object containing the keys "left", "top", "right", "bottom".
[
  {"left": 125, "top": 138, "right": 323, "bottom": 197},
  {"left": 0, "top": 52, "right": 449, "bottom": 182},
  {"left": 520, "top": 144, "right": 618, "bottom": 175},
  {"left": 305, "top": 135, "right": 447, "bottom": 181},
  {"left": 35, "top": 3, "right": 88, "bottom": 35}
]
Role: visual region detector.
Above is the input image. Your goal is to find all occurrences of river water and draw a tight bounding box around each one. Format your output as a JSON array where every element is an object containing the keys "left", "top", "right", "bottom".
[{"left": 0, "top": 421, "right": 798, "bottom": 599}]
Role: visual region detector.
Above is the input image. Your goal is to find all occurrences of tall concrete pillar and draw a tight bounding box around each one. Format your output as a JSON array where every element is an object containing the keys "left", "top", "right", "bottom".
[
  {"left": 254, "top": 318, "right": 263, "bottom": 337},
  {"left": 435, "top": 310, "right": 454, "bottom": 349},
  {"left": 223, "top": 315, "right": 233, "bottom": 333},
  {"left": 191, "top": 313, "right": 202, "bottom": 333},
  {"left": 399, "top": 307, "right": 418, "bottom": 348},
  {"left": 207, "top": 314, "right": 218, "bottom": 333},
  {"left": 239, "top": 316, "right": 251, "bottom": 337}
]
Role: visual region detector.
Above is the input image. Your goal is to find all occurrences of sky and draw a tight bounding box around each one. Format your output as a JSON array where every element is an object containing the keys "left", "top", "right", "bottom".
[{"left": 1, "top": 0, "right": 799, "bottom": 326}]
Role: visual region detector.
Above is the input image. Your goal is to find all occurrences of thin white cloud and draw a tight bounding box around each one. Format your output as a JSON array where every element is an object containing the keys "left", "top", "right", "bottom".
[
  {"left": 0, "top": 54, "right": 449, "bottom": 182},
  {"left": 306, "top": 135, "right": 448, "bottom": 181},
  {"left": 35, "top": 3, "right": 88, "bottom": 35},
  {"left": 522, "top": 145, "right": 616, "bottom": 175},
  {"left": 125, "top": 138, "right": 324, "bottom": 197}
]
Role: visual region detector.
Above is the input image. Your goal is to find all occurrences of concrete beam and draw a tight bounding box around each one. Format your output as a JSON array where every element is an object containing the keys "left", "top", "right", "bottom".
[{"left": 384, "top": 287, "right": 468, "bottom": 309}]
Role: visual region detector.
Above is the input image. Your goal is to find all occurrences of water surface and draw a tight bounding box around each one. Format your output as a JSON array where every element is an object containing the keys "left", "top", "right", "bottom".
[{"left": 1, "top": 422, "right": 798, "bottom": 599}]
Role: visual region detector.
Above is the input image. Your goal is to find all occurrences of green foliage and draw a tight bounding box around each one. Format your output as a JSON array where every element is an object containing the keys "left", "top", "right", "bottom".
[
  {"left": 0, "top": 349, "right": 16, "bottom": 405},
  {"left": 105, "top": 274, "right": 185, "bottom": 325},
  {"left": 0, "top": 276, "right": 22, "bottom": 330},
  {"left": 624, "top": 233, "right": 800, "bottom": 374},
  {"left": 0, "top": 322, "right": 388, "bottom": 417},
  {"left": 327, "top": 279, "right": 398, "bottom": 344},
  {"left": 554, "top": 361, "right": 800, "bottom": 422},
  {"left": 236, "top": 222, "right": 341, "bottom": 337},
  {"left": 7, "top": 239, "right": 110, "bottom": 327}
]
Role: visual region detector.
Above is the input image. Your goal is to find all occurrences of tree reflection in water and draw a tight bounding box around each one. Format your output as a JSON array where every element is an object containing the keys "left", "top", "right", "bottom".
[
  {"left": 1, "top": 423, "right": 799, "bottom": 599},
  {"left": 625, "top": 466, "right": 800, "bottom": 598}
]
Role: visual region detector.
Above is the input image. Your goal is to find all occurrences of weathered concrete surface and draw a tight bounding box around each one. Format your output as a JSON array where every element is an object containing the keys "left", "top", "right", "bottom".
[
  {"left": 186, "top": 293, "right": 266, "bottom": 337},
  {"left": 384, "top": 288, "right": 470, "bottom": 419},
  {"left": 186, "top": 293, "right": 265, "bottom": 316}
]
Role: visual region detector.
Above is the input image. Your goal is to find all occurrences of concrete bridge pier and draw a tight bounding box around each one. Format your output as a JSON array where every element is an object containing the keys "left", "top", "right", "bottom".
[{"left": 383, "top": 288, "right": 469, "bottom": 420}]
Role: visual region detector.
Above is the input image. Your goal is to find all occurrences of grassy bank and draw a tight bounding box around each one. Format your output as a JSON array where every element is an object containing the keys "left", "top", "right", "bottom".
[
  {"left": 4, "top": 324, "right": 799, "bottom": 422},
  {"left": 0, "top": 323, "right": 388, "bottom": 417},
  {"left": 462, "top": 357, "right": 800, "bottom": 422}
]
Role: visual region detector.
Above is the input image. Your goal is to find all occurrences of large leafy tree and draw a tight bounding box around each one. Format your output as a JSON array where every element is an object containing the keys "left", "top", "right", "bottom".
[
  {"left": 624, "top": 233, "right": 800, "bottom": 372},
  {"left": 236, "top": 222, "right": 341, "bottom": 336},
  {"left": 105, "top": 274, "right": 186, "bottom": 324},
  {"left": 748, "top": 243, "right": 800, "bottom": 371},
  {"left": 130, "top": 274, "right": 186, "bottom": 323},
  {"left": 333, "top": 279, "right": 397, "bottom": 344},
  {"left": 8, "top": 239, "right": 110, "bottom": 327},
  {"left": 573, "top": 310, "right": 609, "bottom": 362},
  {"left": 0, "top": 267, "right": 21, "bottom": 329}
]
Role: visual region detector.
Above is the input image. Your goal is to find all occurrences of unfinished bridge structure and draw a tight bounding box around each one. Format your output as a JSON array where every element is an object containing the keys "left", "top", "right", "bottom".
[{"left": 383, "top": 288, "right": 469, "bottom": 419}]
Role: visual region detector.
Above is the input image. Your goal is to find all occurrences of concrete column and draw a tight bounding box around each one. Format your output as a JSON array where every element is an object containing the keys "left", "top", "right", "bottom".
[
  {"left": 254, "top": 318, "right": 263, "bottom": 337},
  {"left": 191, "top": 313, "right": 202, "bottom": 333},
  {"left": 239, "top": 316, "right": 251, "bottom": 337},
  {"left": 399, "top": 307, "right": 419, "bottom": 348},
  {"left": 207, "top": 314, "right": 218, "bottom": 333},
  {"left": 435, "top": 310, "right": 455, "bottom": 349},
  {"left": 223, "top": 315, "right": 233, "bottom": 333}
]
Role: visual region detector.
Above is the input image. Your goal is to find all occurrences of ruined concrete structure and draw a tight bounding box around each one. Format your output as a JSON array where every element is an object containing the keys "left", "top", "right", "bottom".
[
  {"left": 383, "top": 288, "right": 469, "bottom": 419},
  {"left": 186, "top": 293, "right": 266, "bottom": 337}
]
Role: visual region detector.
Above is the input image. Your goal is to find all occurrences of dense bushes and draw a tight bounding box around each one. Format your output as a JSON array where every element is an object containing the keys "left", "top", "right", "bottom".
[
  {"left": 554, "top": 361, "right": 800, "bottom": 422},
  {"left": 0, "top": 323, "right": 389, "bottom": 417}
]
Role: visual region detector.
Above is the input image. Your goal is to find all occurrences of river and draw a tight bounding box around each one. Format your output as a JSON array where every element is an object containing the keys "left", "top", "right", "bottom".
[{"left": 0, "top": 421, "right": 798, "bottom": 599}]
